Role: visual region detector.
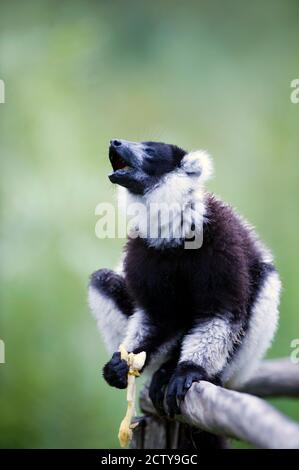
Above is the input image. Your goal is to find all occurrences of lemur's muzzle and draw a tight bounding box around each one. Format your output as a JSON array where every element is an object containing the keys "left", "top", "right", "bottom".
[
  {"left": 109, "top": 139, "right": 144, "bottom": 172},
  {"left": 108, "top": 139, "right": 148, "bottom": 194}
]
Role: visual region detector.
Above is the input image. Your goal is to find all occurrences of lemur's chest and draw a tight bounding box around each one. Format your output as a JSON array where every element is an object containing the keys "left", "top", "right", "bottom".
[{"left": 124, "top": 238, "right": 210, "bottom": 327}]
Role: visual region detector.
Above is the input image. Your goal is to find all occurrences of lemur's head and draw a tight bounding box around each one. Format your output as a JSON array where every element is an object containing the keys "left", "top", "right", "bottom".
[
  {"left": 108, "top": 139, "right": 213, "bottom": 195},
  {"left": 108, "top": 139, "right": 213, "bottom": 247}
]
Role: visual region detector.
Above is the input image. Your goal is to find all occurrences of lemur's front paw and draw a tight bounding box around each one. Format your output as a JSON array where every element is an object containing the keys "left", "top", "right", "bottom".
[
  {"left": 166, "top": 362, "right": 208, "bottom": 417},
  {"left": 90, "top": 269, "right": 124, "bottom": 297},
  {"left": 103, "top": 352, "right": 129, "bottom": 389},
  {"left": 149, "top": 364, "right": 175, "bottom": 416}
]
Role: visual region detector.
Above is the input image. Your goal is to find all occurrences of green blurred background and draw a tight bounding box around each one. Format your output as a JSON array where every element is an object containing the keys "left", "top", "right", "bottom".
[{"left": 0, "top": 0, "right": 298, "bottom": 448}]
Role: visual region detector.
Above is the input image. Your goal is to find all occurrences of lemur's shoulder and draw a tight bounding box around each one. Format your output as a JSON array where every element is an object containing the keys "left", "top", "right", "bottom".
[
  {"left": 203, "top": 192, "right": 274, "bottom": 266},
  {"left": 204, "top": 192, "right": 250, "bottom": 238}
]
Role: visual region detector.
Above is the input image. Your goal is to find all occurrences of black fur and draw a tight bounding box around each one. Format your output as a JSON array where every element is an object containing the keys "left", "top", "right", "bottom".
[
  {"left": 149, "top": 354, "right": 179, "bottom": 416},
  {"left": 141, "top": 141, "right": 186, "bottom": 176},
  {"left": 90, "top": 268, "right": 134, "bottom": 317},
  {"left": 103, "top": 351, "right": 129, "bottom": 389}
]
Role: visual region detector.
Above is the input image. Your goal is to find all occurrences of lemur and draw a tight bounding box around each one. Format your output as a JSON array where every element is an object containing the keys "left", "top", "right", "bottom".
[{"left": 88, "top": 139, "right": 281, "bottom": 419}]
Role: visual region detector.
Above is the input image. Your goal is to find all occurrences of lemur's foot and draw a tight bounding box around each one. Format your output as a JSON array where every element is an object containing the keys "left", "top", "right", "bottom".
[
  {"left": 103, "top": 351, "right": 129, "bottom": 389},
  {"left": 90, "top": 269, "right": 133, "bottom": 316},
  {"left": 166, "top": 362, "right": 208, "bottom": 417},
  {"left": 149, "top": 361, "right": 176, "bottom": 416}
]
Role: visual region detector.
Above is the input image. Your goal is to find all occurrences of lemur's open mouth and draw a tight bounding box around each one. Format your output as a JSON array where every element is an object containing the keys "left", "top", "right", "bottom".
[
  {"left": 109, "top": 146, "right": 131, "bottom": 172},
  {"left": 108, "top": 140, "right": 145, "bottom": 193}
]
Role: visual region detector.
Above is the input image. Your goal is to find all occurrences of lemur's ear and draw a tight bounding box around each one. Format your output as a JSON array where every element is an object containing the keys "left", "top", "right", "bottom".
[{"left": 181, "top": 150, "right": 214, "bottom": 181}]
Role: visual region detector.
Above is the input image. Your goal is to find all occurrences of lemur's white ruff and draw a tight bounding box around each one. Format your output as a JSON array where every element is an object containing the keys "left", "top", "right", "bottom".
[{"left": 119, "top": 150, "right": 213, "bottom": 248}]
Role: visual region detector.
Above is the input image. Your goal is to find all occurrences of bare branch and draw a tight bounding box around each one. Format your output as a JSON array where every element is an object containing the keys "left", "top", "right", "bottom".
[
  {"left": 236, "top": 358, "right": 299, "bottom": 397},
  {"left": 181, "top": 382, "right": 299, "bottom": 449}
]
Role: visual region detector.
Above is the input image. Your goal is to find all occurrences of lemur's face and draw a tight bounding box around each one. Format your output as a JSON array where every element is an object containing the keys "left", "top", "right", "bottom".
[{"left": 109, "top": 139, "right": 187, "bottom": 194}]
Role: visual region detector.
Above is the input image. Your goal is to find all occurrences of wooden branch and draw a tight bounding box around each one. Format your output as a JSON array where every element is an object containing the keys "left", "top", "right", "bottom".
[
  {"left": 236, "top": 358, "right": 299, "bottom": 397},
  {"left": 182, "top": 382, "right": 299, "bottom": 449},
  {"left": 139, "top": 359, "right": 299, "bottom": 449}
]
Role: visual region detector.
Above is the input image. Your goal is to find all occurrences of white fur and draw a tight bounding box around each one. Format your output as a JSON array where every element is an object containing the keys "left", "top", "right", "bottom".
[
  {"left": 122, "top": 309, "right": 152, "bottom": 352},
  {"left": 142, "top": 172, "right": 205, "bottom": 248},
  {"left": 115, "top": 255, "right": 125, "bottom": 276},
  {"left": 88, "top": 286, "right": 128, "bottom": 353},
  {"left": 222, "top": 270, "right": 281, "bottom": 387},
  {"left": 181, "top": 150, "right": 214, "bottom": 181},
  {"left": 118, "top": 150, "right": 213, "bottom": 249},
  {"left": 146, "top": 335, "right": 182, "bottom": 374},
  {"left": 179, "top": 316, "right": 243, "bottom": 376}
]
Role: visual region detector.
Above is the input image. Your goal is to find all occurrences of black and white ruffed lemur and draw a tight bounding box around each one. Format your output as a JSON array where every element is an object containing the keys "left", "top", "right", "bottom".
[{"left": 88, "top": 139, "right": 281, "bottom": 425}]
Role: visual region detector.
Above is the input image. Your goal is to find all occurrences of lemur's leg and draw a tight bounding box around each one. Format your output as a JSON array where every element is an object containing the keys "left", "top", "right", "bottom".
[
  {"left": 88, "top": 268, "right": 135, "bottom": 388},
  {"left": 149, "top": 352, "right": 179, "bottom": 416},
  {"left": 222, "top": 269, "right": 281, "bottom": 388},
  {"left": 166, "top": 315, "right": 242, "bottom": 416},
  {"left": 89, "top": 270, "right": 170, "bottom": 389}
]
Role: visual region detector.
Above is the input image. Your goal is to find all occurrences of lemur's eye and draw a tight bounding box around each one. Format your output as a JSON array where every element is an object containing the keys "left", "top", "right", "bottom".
[{"left": 145, "top": 148, "right": 156, "bottom": 156}]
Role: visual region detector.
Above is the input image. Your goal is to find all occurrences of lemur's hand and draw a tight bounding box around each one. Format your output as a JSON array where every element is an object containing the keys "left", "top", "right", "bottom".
[
  {"left": 103, "top": 352, "right": 129, "bottom": 389},
  {"left": 166, "top": 362, "right": 208, "bottom": 417}
]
